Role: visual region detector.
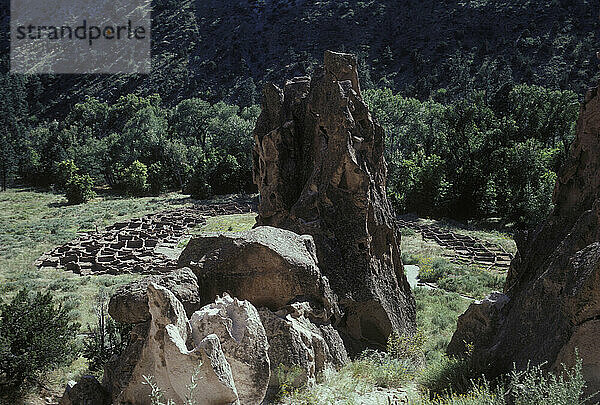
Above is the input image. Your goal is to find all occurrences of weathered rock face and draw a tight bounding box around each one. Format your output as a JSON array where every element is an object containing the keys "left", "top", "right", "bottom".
[
  {"left": 178, "top": 226, "right": 339, "bottom": 321},
  {"left": 448, "top": 84, "right": 600, "bottom": 393},
  {"left": 252, "top": 50, "right": 415, "bottom": 350},
  {"left": 104, "top": 283, "right": 239, "bottom": 405},
  {"left": 108, "top": 267, "right": 202, "bottom": 323},
  {"left": 190, "top": 294, "right": 270, "bottom": 405},
  {"left": 258, "top": 302, "right": 349, "bottom": 392}
]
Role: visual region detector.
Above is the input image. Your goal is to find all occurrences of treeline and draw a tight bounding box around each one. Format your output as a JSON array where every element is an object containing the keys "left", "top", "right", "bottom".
[
  {"left": 0, "top": 74, "right": 581, "bottom": 225},
  {"left": 365, "top": 83, "right": 580, "bottom": 225},
  {"left": 1, "top": 90, "right": 258, "bottom": 202}
]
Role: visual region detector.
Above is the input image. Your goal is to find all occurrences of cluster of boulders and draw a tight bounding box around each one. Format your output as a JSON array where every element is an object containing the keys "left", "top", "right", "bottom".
[
  {"left": 448, "top": 81, "right": 600, "bottom": 395},
  {"left": 61, "top": 52, "right": 416, "bottom": 404},
  {"left": 63, "top": 229, "right": 349, "bottom": 405},
  {"left": 36, "top": 201, "right": 256, "bottom": 276}
]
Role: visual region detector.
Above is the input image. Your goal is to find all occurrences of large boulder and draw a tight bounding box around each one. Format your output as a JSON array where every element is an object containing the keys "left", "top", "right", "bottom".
[
  {"left": 104, "top": 283, "right": 239, "bottom": 405},
  {"left": 252, "top": 50, "right": 415, "bottom": 351},
  {"left": 108, "top": 267, "right": 201, "bottom": 323},
  {"left": 258, "top": 302, "right": 349, "bottom": 392},
  {"left": 178, "top": 226, "right": 339, "bottom": 321},
  {"left": 448, "top": 82, "right": 600, "bottom": 394},
  {"left": 190, "top": 294, "right": 270, "bottom": 405},
  {"left": 59, "top": 376, "right": 110, "bottom": 405}
]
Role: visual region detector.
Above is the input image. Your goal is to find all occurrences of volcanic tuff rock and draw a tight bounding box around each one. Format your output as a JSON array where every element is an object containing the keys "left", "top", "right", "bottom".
[
  {"left": 178, "top": 226, "right": 339, "bottom": 321},
  {"left": 259, "top": 302, "right": 349, "bottom": 392},
  {"left": 190, "top": 294, "right": 270, "bottom": 405},
  {"left": 178, "top": 225, "right": 349, "bottom": 397},
  {"left": 104, "top": 283, "right": 239, "bottom": 405},
  {"left": 108, "top": 267, "right": 201, "bottom": 323},
  {"left": 59, "top": 376, "right": 110, "bottom": 405},
  {"left": 252, "top": 50, "right": 415, "bottom": 350},
  {"left": 448, "top": 82, "right": 600, "bottom": 394}
]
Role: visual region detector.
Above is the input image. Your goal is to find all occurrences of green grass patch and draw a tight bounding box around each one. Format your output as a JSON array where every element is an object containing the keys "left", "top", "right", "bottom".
[
  {"left": 415, "top": 288, "right": 470, "bottom": 363},
  {"left": 196, "top": 213, "right": 257, "bottom": 233},
  {"left": 0, "top": 188, "right": 194, "bottom": 394}
]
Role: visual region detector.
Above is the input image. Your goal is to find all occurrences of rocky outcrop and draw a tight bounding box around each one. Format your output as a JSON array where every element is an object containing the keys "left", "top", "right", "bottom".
[
  {"left": 104, "top": 283, "right": 239, "bottom": 405},
  {"left": 108, "top": 267, "right": 202, "bottom": 323},
  {"left": 190, "top": 294, "right": 270, "bottom": 405},
  {"left": 252, "top": 50, "right": 415, "bottom": 350},
  {"left": 177, "top": 225, "right": 349, "bottom": 393},
  {"left": 179, "top": 226, "right": 339, "bottom": 320},
  {"left": 447, "top": 292, "right": 509, "bottom": 356},
  {"left": 59, "top": 376, "right": 110, "bottom": 405},
  {"left": 448, "top": 83, "right": 600, "bottom": 393},
  {"left": 259, "top": 302, "right": 349, "bottom": 392}
]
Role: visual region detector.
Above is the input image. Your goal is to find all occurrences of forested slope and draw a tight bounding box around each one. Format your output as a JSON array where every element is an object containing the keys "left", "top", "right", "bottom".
[{"left": 1, "top": 0, "right": 598, "bottom": 117}]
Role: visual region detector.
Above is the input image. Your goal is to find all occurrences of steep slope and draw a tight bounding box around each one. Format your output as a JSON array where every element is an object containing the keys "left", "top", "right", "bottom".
[{"left": 1, "top": 0, "right": 598, "bottom": 117}]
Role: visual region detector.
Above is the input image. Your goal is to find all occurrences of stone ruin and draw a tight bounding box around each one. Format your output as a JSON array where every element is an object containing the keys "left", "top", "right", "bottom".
[
  {"left": 36, "top": 201, "right": 255, "bottom": 276},
  {"left": 448, "top": 80, "right": 600, "bottom": 395},
  {"left": 252, "top": 50, "right": 416, "bottom": 351},
  {"left": 62, "top": 52, "right": 415, "bottom": 404}
]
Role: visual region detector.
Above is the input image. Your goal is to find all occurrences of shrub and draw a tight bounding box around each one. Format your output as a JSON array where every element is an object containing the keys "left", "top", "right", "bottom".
[
  {"left": 185, "top": 160, "right": 212, "bottom": 200},
  {"left": 419, "top": 257, "right": 453, "bottom": 283},
  {"left": 0, "top": 289, "right": 80, "bottom": 393},
  {"left": 82, "top": 291, "right": 131, "bottom": 372},
  {"left": 387, "top": 328, "right": 426, "bottom": 365},
  {"left": 208, "top": 154, "right": 242, "bottom": 195},
  {"left": 347, "top": 350, "right": 415, "bottom": 388},
  {"left": 418, "top": 346, "right": 485, "bottom": 396},
  {"left": 55, "top": 159, "right": 78, "bottom": 190},
  {"left": 65, "top": 173, "right": 95, "bottom": 205},
  {"left": 417, "top": 358, "right": 588, "bottom": 405},
  {"left": 122, "top": 160, "right": 148, "bottom": 195},
  {"left": 507, "top": 359, "right": 587, "bottom": 405}
]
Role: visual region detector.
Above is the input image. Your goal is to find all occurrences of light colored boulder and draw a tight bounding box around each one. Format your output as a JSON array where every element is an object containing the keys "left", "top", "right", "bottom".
[
  {"left": 105, "top": 283, "right": 239, "bottom": 405},
  {"left": 178, "top": 226, "right": 339, "bottom": 322},
  {"left": 447, "top": 291, "right": 509, "bottom": 356},
  {"left": 553, "top": 319, "right": 600, "bottom": 398},
  {"left": 258, "top": 302, "right": 349, "bottom": 391},
  {"left": 190, "top": 294, "right": 270, "bottom": 405}
]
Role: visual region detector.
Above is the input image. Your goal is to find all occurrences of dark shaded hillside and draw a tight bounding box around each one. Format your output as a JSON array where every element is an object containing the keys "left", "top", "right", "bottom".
[
  {"left": 196, "top": 0, "right": 599, "bottom": 96},
  {"left": 2, "top": 0, "right": 599, "bottom": 117}
]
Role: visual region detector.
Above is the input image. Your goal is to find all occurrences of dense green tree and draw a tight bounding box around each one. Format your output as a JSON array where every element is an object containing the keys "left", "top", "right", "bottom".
[{"left": 0, "top": 290, "right": 79, "bottom": 392}]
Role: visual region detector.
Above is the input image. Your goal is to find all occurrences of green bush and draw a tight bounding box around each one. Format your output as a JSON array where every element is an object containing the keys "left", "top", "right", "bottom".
[
  {"left": 418, "top": 346, "right": 484, "bottom": 397},
  {"left": 347, "top": 350, "right": 415, "bottom": 389},
  {"left": 0, "top": 289, "right": 80, "bottom": 393},
  {"left": 123, "top": 160, "right": 148, "bottom": 195},
  {"left": 417, "top": 359, "right": 588, "bottom": 405},
  {"left": 419, "top": 257, "right": 453, "bottom": 283},
  {"left": 65, "top": 173, "right": 95, "bottom": 205},
  {"left": 185, "top": 160, "right": 212, "bottom": 200},
  {"left": 387, "top": 328, "right": 426, "bottom": 365},
  {"left": 208, "top": 154, "right": 242, "bottom": 195},
  {"left": 55, "top": 159, "right": 78, "bottom": 190}
]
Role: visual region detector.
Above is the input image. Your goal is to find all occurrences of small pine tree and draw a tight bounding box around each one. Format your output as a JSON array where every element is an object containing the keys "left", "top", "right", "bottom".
[{"left": 0, "top": 290, "right": 80, "bottom": 393}]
